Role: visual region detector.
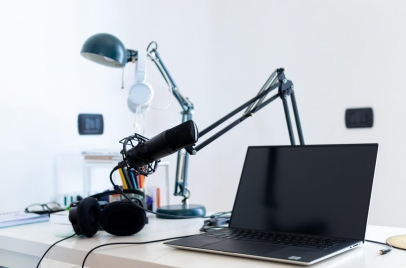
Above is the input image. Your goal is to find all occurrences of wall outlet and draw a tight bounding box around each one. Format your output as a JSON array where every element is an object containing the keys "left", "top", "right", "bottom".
[
  {"left": 345, "top": 108, "right": 373, "bottom": 128},
  {"left": 78, "top": 114, "right": 104, "bottom": 135}
]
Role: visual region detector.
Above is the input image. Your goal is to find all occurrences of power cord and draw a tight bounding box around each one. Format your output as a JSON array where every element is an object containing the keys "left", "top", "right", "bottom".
[
  {"left": 200, "top": 212, "right": 231, "bottom": 232},
  {"left": 81, "top": 235, "right": 195, "bottom": 268},
  {"left": 204, "top": 211, "right": 232, "bottom": 219},
  {"left": 37, "top": 208, "right": 231, "bottom": 268},
  {"left": 36, "top": 233, "right": 196, "bottom": 268},
  {"left": 36, "top": 233, "right": 76, "bottom": 268},
  {"left": 365, "top": 239, "right": 393, "bottom": 255}
]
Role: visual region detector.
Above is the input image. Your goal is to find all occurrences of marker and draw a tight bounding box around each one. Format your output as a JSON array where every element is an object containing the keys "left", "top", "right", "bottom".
[
  {"left": 118, "top": 168, "right": 128, "bottom": 189},
  {"left": 129, "top": 169, "right": 138, "bottom": 189}
]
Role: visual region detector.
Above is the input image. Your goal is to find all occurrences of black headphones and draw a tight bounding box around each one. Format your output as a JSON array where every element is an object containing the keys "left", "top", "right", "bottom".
[{"left": 68, "top": 189, "right": 148, "bottom": 238}]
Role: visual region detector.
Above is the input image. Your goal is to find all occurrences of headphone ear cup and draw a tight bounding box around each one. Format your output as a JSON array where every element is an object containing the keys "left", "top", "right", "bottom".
[
  {"left": 127, "top": 82, "right": 154, "bottom": 113},
  {"left": 100, "top": 200, "right": 146, "bottom": 236},
  {"left": 76, "top": 197, "right": 101, "bottom": 238}
]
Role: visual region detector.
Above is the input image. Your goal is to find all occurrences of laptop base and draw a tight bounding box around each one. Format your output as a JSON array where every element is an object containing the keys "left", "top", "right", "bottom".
[{"left": 166, "top": 237, "right": 361, "bottom": 266}]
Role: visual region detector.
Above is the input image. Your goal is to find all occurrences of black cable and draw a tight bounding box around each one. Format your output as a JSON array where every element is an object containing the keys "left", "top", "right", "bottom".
[
  {"left": 36, "top": 233, "right": 76, "bottom": 268},
  {"left": 204, "top": 211, "right": 232, "bottom": 219},
  {"left": 200, "top": 220, "right": 212, "bottom": 232},
  {"left": 366, "top": 239, "right": 393, "bottom": 255},
  {"left": 200, "top": 212, "right": 231, "bottom": 232},
  {"left": 110, "top": 166, "right": 207, "bottom": 219},
  {"left": 81, "top": 234, "right": 194, "bottom": 268},
  {"left": 200, "top": 224, "right": 228, "bottom": 232}
]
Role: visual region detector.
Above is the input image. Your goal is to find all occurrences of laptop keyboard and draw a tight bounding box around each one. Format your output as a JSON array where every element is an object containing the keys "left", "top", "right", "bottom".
[{"left": 207, "top": 229, "right": 344, "bottom": 250}]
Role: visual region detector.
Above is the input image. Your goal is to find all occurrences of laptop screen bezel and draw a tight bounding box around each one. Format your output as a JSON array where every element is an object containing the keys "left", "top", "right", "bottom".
[{"left": 228, "top": 144, "right": 378, "bottom": 241}]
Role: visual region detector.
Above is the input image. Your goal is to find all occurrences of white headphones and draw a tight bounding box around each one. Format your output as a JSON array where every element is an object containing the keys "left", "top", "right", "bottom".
[{"left": 127, "top": 50, "right": 154, "bottom": 113}]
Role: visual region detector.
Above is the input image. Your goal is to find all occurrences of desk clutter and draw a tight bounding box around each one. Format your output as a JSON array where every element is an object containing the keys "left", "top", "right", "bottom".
[
  {"left": 81, "top": 150, "right": 163, "bottom": 210},
  {"left": 0, "top": 211, "right": 48, "bottom": 228},
  {"left": 68, "top": 189, "right": 148, "bottom": 237},
  {"left": 0, "top": 202, "right": 67, "bottom": 228}
]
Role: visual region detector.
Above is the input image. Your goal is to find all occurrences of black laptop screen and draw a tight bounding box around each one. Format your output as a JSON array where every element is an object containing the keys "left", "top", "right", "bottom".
[{"left": 229, "top": 144, "right": 378, "bottom": 241}]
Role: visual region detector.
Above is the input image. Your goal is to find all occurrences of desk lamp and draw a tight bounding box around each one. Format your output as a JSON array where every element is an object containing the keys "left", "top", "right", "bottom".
[{"left": 81, "top": 33, "right": 201, "bottom": 216}]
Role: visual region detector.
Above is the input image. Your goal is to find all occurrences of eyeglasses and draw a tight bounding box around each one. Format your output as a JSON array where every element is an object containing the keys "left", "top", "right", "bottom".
[{"left": 25, "top": 202, "right": 65, "bottom": 214}]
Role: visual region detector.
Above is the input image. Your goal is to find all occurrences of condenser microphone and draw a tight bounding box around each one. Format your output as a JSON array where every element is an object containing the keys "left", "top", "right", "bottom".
[{"left": 126, "top": 120, "right": 198, "bottom": 167}]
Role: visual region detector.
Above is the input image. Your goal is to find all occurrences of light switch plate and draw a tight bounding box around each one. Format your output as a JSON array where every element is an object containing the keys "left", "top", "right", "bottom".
[
  {"left": 78, "top": 114, "right": 104, "bottom": 135},
  {"left": 345, "top": 108, "right": 373, "bottom": 128}
]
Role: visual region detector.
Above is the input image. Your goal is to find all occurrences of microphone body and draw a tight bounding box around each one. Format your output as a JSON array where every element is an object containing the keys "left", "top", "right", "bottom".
[{"left": 127, "top": 120, "right": 198, "bottom": 167}]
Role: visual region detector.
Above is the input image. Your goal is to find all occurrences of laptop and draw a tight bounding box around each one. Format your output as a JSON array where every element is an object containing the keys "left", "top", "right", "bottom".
[{"left": 165, "top": 144, "right": 379, "bottom": 265}]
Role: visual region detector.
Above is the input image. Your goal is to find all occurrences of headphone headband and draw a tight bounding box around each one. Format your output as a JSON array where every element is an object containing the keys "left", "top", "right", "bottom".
[{"left": 136, "top": 50, "right": 147, "bottom": 82}]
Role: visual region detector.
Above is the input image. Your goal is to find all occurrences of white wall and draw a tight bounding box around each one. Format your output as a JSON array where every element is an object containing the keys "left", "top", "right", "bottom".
[
  {"left": 0, "top": 0, "right": 214, "bottom": 210},
  {"left": 1, "top": 1, "right": 405, "bottom": 228}
]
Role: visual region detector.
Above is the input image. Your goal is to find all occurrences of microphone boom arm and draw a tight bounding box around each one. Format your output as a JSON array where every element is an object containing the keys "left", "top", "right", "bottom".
[
  {"left": 185, "top": 68, "right": 305, "bottom": 156},
  {"left": 147, "top": 48, "right": 193, "bottom": 110}
]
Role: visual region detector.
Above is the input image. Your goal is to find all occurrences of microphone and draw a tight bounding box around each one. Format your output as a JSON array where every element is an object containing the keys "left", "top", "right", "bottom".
[{"left": 125, "top": 120, "right": 198, "bottom": 168}]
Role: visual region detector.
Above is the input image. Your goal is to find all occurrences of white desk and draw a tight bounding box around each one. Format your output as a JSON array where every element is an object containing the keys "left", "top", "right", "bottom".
[{"left": 0, "top": 217, "right": 405, "bottom": 268}]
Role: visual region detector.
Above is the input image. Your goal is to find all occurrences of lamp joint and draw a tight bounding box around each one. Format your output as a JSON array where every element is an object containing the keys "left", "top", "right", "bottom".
[{"left": 127, "top": 49, "right": 137, "bottom": 63}]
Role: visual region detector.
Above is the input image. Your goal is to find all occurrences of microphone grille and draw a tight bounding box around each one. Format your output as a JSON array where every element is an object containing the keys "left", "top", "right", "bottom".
[{"left": 165, "top": 120, "right": 198, "bottom": 151}]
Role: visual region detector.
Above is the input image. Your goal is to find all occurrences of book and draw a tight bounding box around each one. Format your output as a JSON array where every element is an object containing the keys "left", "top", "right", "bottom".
[
  {"left": 82, "top": 150, "right": 122, "bottom": 161},
  {"left": 82, "top": 150, "right": 121, "bottom": 156},
  {"left": 0, "top": 211, "right": 49, "bottom": 228},
  {"left": 84, "top": 155, "right": 122, "bottom": 161}
]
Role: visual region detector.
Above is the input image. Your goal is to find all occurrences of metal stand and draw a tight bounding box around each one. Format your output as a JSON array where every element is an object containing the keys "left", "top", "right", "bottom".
[
  {"left": 187, "top": 68, "right": 304, "bottom": 156},
  {"left": 148, "top": 47, "right": 205, "bottom": 217}
]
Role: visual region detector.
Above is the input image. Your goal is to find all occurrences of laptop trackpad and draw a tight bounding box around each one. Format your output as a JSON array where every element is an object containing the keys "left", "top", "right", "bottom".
[{"left": 202, "top": 240, "right": 286, "bottom": 256}]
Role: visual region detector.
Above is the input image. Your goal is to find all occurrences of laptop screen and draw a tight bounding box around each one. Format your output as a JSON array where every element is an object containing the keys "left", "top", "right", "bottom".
[{"left": 229, "top": 144, "right": 378, "bottom": 241}]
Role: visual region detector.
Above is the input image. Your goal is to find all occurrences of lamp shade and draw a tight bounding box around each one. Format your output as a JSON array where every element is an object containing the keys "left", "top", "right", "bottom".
[{"left": 81, "top": 33, "right": 127, "bottom": 68}]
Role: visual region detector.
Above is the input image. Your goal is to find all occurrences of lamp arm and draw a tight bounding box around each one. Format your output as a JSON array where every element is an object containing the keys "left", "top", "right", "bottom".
[
  {"left": 145, "top": 47, "right": 194, "bottom": 198},
  {"left": 147, "top": 49, "right": 193, "bottom": 111}
]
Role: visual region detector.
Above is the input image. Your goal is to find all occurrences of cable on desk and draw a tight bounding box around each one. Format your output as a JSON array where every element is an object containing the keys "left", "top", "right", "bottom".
[
  {"left": 366, "top": 239, "right": 393, "bottom": 255},
  {"left": 200, "top": 225, "right": 229, "bottom": 232},
  {"left": 200, "top": 211, "right": 231, "bottom": 232},
  {"left": 36, "top": 233, "right": 76, "bottom": 268},
  {"left": 81, "top": 234, "right": 196, "bottom": 268},
  {"left": 203, "top": 211, "right": 232, "bottom": 219}
]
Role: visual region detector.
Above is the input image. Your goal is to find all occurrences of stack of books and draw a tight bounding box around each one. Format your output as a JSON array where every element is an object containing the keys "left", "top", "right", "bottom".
[{"left": 82, "top": 150, "right": 122, "bottom": 161}]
